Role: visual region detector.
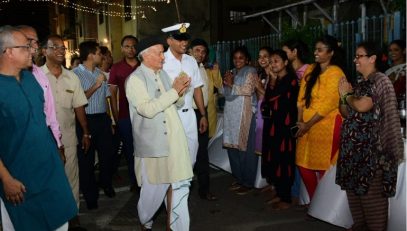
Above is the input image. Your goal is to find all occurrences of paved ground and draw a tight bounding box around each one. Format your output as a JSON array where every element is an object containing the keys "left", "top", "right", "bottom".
[{"left": 79, "top": 165, "right": 346, "bottom": 231}]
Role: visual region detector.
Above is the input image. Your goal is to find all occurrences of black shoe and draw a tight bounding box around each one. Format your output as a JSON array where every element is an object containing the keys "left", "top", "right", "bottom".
[
  {"left": 86, "top": 201, "right": 98, "bottom": 210},
  {"left": 103, "top": 187, "right": 116, "bottom": 198},
  {"left": 130, "top": 184, "right": 140, "bottom": 193}
]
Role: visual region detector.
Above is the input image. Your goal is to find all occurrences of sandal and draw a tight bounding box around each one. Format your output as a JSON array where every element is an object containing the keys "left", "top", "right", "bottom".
[
  {"left": 229, "top": 182, "right": 241, "bottom": 191},
  {"left": 260, "top": 185, "right": 274, "bottom": 193},
  {"left": 265, "top": 196, "right": 281, "bottom": 205},
  {"left": 200, "top": 192, "right": 218, "bottom": 201},
  {"left": 272, "top": 201, "right": 291, "bottom": 210}
]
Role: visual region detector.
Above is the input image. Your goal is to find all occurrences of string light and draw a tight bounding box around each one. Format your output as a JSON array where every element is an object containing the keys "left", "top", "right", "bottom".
[
  {"left": 139, "top": 0, "right": 169, "bottom": 2},
  {"left": 0, "top": 0, "right": 163, "bottom": 18},
  {"left": 93, "top": 0, "right": 164, "bottom": 9}
]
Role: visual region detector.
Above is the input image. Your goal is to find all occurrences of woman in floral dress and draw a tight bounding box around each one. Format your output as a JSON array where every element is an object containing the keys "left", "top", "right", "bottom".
[{"left": 336, "top": 41, "right": 403, "bottom": 230}]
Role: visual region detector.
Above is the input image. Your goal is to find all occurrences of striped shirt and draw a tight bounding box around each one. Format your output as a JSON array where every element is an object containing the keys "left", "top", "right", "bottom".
[{"left": 73, "top": 64, "right": 111, "bottom": 114}]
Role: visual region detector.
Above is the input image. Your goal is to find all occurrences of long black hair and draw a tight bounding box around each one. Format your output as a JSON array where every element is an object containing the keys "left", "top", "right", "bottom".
[
  {"left": 303, "top": 35, "right": 346, "bottom": 108},
  {"left": 282, "top": 39, "right": 310, "bottom": 64}
]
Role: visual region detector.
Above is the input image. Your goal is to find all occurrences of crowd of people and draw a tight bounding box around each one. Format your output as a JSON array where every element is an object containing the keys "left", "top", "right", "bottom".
[{"left": 0, "top": 21, "right": 405, "bottom": 231}]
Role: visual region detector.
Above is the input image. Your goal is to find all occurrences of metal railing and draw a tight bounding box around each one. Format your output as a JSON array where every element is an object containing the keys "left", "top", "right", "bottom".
[{"left": 211, "top": 11, "right": 405, "bottom": 76}]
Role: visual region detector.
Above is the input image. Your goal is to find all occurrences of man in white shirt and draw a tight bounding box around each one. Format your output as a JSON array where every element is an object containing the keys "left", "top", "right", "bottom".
[{"left": 162, "top": 23, "right": 208, "bottom": 166}]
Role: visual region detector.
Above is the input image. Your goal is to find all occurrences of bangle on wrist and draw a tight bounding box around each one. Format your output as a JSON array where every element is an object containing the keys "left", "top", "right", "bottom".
[
  {"left": 201, "top": 114, "right": 207, "bottom": 118},
  {"left": 341, "top": 92, "right": 353, "bottom": 105},
  {"left": 83, "top": 134, "right": 92, "bottom": 139}
]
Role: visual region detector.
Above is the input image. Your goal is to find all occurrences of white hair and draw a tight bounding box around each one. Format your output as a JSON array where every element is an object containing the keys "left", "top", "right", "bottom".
[
  {"left": 0, "top": 25, "right": 18, "bottom": 54},
  {"left": 137, "top": 47, "right": 152, "bottom": 62}
]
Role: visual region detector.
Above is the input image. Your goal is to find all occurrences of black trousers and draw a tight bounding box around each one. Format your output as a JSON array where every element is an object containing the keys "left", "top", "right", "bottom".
[
  {"left": 194, "top": 109, "right": 210, "bottom": 196},
  {"left": 76, "top": 113, "right": 115, "bottom": 205}
]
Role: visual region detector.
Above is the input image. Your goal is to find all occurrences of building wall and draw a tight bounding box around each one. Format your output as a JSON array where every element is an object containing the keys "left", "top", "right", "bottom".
[
  {"left": 109, "top": 16, "right": 124, "bottom": 62},
  {"left": 76, "top": 11, "right": 98, "bottom": 43},
  {"left": 97, "top": 9, "right": 109, "bottom": 48},
  {"left": 122, "top": 0, "right": 138, "bottom": 36},
  {"left": 210, "top": 0, "right": 279, "bottom": 42},
  {"left": 99, "top": 0, "right": 139, "bottom": 62}
]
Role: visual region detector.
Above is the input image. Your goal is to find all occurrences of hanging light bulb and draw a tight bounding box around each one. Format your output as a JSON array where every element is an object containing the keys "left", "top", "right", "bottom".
[{"left": 0, "top": 0, "right": 165, "bottom": 18}]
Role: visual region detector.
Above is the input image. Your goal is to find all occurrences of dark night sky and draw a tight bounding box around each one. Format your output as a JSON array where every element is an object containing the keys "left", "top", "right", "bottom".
[{"left": 0, "top": 2, "right": 51, "bottom": 40}]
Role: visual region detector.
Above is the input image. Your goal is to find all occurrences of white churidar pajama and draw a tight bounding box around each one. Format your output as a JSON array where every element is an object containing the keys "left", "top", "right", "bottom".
[{"left": 137, "top": 160, "right": 190, "bottom": 230}]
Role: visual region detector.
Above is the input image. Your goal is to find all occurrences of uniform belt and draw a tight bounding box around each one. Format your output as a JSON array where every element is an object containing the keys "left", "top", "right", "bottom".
[{"left": 181, "top": 109, "right": 189, "bottom": 112}]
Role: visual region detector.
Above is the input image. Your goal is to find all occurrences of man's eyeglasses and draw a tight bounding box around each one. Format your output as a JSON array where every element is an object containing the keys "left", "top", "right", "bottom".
[
  {"left": 2, "top": 44, "right": 32, "bottom": 53},
  {"left": 46, "top": 45, "right": 67, "bottom": 51},
  {"left": 122, "top": 45, "right": 136, "bottom": 50},
  {"left": 354, "top": 54, "right": 370, "bottom": 60},
  {"left": 27, "top": 38, "right": 39, "bottom": 47}
]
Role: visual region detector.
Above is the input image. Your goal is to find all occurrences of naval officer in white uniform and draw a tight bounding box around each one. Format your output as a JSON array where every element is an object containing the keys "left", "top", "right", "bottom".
[{"left": 162, "top": 23, "right": 208, "bottom": 166}]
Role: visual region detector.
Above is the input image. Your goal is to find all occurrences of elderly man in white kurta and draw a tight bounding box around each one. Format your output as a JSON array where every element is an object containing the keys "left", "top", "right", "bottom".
[
  {"left": 162, "top": 23, "right": 208, "bottom": 166},
  {"left": 126, "top": 36, "right": 193, "bottom": 231}
]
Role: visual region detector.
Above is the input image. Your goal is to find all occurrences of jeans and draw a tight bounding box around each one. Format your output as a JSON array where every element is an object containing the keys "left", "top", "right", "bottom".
[{"left": 227, "top": 115, "right": 258, "bottom": 188}]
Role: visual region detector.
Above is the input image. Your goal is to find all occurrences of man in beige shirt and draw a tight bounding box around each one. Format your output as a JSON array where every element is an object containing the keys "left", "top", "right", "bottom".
[
  {"left": 126, "top": 36, "right": 193, "bottom": 231},
  {"left": 41, "top": 34, "right": 90, "bottom": 230}
]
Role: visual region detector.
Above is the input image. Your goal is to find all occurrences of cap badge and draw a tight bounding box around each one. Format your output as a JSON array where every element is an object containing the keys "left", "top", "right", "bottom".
[{"left": 179, "top": 23, "right": 187, "bottom": 33}]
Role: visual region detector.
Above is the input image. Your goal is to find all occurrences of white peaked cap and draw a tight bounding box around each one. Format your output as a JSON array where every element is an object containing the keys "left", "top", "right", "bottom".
[{"left": 161, "top": 23, "right": 190, "bottom": 33}]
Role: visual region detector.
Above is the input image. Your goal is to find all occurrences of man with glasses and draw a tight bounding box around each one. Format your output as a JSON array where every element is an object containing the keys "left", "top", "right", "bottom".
[
  {"left": 0, "top": 25, "right": 77, "bottom": 231},
  {"left": 16, "top": 25, "right": 64, "bottom": 159},
  {"left": 41, "top": 34, "right": 90, "bottom": 231},
  {"left": 73, "top": 41, "right": 116, "bottom": 210},
  {"left": 108, "top": 35, "right": 139, "bottom": 192}
]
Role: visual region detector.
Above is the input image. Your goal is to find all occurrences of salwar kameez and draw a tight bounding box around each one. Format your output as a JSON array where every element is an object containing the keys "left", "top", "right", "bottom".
[
  {"left": 261, "top": 73, "right": 299, "bottom": 202},
  {"left": 222, "top": 65, "right": 259, "bottom": 188}
]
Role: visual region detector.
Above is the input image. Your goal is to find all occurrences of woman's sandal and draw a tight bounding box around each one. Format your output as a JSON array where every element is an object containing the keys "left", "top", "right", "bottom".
[
  {"left": 200, "top": 192, "right": 218, "bottom": 201},
  {"left": 265, "top": 196, "right": 281, "bottom": 205},
  {"left": 272, "top": 201, "right": 291, "bottom": 210}
]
